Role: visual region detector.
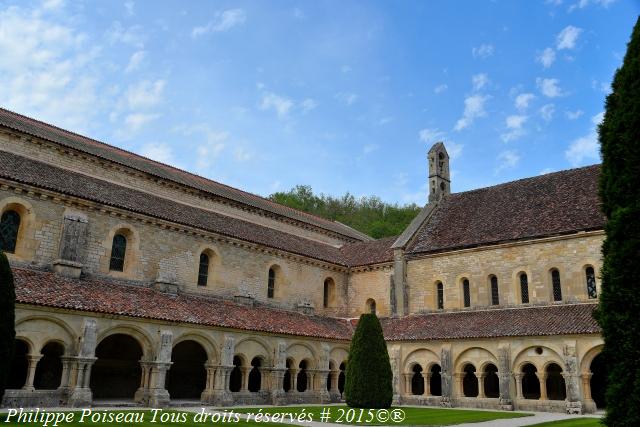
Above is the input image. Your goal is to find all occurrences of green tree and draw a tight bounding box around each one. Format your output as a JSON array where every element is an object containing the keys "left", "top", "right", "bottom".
[
  {"left": 269, "top": 186, "right": 421, "bottom": 238},
  {"left": 595, "top": 16, "right": 640, "bottom": 427},
  {"left": 0, "top": 251, "right": 16, "bottom": 400},
  {"left": 344, "top": 313, "right": 393, "bottom": 408}
]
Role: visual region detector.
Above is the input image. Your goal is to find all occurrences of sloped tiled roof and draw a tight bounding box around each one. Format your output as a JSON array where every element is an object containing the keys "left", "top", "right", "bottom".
[
  {"left": 340, "top": 236, "right": 396, "bottom": 267},
  {"left": 0, "top": 151, "right": 348, "bottom": 265},
  {"left": 13, "top": 268, "right": 354, "bottom": 340},
  {"left": 380, "top": 304, "right": 600, "bottom": 341},
  {"left": 14, "top": 268, "right": 600, "bottom": 341},
  {"left": 0, "top": 108, "right": 370, "bottom": 242},
  {"left": 407, "top": 165, "right": 605, "bottom": 255}
]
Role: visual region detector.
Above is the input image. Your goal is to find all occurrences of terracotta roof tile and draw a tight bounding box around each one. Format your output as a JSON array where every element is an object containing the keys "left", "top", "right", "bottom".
[
  {"left": 14, "top": 268, "right": 354, "bottom": 340},
  {"left": 340, "top": 236, "right": 396, "bottom": 267},
  {"left": 379, "top": 304, "right": 600, "bottom": 341},
  {"left": 0, "top": 151, "right": 348, "bottom": 265},
  {"left": 407, "top": 165, "right": 605, "bottom": 255},
  {"left": 0, "top": 108, "right": 369, "bottom": 241}
]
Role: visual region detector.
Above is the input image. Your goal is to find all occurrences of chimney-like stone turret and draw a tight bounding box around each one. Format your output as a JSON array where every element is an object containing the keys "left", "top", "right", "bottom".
[{"left": 428, "top": 142, "right": 450, "bottom": 202}]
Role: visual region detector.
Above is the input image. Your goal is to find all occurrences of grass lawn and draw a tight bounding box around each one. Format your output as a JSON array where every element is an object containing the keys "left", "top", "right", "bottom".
[
  {"left": 0, "top": 410, "right": 287, "bottom": 427},
  {"left": 527, "top": 418, "right": 602, "bottom": 427},
  {"left": 235, "top": 405, "right": 531, "bottom": 426}
]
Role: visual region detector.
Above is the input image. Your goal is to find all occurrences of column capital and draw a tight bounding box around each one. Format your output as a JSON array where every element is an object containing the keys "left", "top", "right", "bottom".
[{"left": 535, "top": 372, "right": 548, "bottom": 381}]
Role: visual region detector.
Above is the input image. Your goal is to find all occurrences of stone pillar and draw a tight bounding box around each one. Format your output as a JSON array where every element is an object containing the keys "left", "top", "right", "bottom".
[
  {"left": 403, "top": 373, "right": 411, "bottom": 395},
  {"left": 211, "top": 335, "right": 235, "bottom": 405},
  {"left": 291, "top": 369, "right": 298, "bottom": 392},
  {"left": 316, "top": 369, "right": 331, "bottom": 402},
  {"left": 201, "top": 363, "right": 217, "bottom": 403},
  {"left": 389, "top": 346, "right": 401, "bottom": 403},
  {"left": 58, "top": 356, "right": 73, "bottom": 390},
  {"left": 514, "top": 373, "right": 523, "bottom": 400},
  {"left": 439, "top": 347, "right": 453, "bottom": 407},
  {"left": 497, "top": 345, "right": 513, "bottom": 409},
  {"left": 23, "top": 355, "right": 42, "bottom": 390},
  {"left": 536, "top": 372, "right": 548, "bottom": 400},
  {"left": 68, "top": 319, "right": 98, "bottom": 407},
  {"left": 477, "top": 373, "right": 486, "bottom": 398},
  {"left": 581, "top": 373, "right": 593, "bottom": 401},
  {"left": 424, "top": 373, "right": 432, "bottom": 396},
  {"left": 563, "top": 344, "right": 583, "bottom": 414},
  {"left": 241, "top": 367, "right": 250, "bottom": 391},
  {"left": 454, "top": 373, "right": 465, "bottom": 397},
  {"left": 269, "top": 368, "right": 287, "bottom": 405},
  {"left": 147, "top": 362, "right": 172, "bottom": 407}
]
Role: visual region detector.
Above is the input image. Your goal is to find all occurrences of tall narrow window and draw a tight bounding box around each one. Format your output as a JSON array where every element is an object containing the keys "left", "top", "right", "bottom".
[
  {"left": 490, "top": 276, "right": 500, "bottom": 305},
  {"left": 462, "top": 279, "right": 471, "bottom": 308},
  {"left": 551, "top": 269, "right": 562, "bottom": 301},
  {"left": 520, "top": 273, "right": 529, "bottom": 304},
  {"left": 197, "top": 253, "right": 209, "bottom": 287},
  {"left": 436, "top": 282, "right": 444, "bottom": 310},
  {"left": 586, "top": 267, "right": 597, "bottom": 299},
  {"left": 109, "top": 234, "right": 127, "bottom": 271},
  {"left": 267, "top": 268, "right": 275, "bottom": 298},
  {"left": 323, "top": 279, "right": 330, "bottom": 308},
  {"left": 0, "top": 210, "right": 21, "bottom": 253}
]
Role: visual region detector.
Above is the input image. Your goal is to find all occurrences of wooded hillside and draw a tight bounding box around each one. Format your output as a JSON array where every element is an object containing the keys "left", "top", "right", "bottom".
[{"left": 269, "top": 185, "right": 422, "bottom": 239}]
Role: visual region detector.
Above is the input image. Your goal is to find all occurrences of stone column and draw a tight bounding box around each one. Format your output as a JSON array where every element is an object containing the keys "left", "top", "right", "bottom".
[
  {"left": 536, "top": 372, "right": 548, "bottom": 400},
  {"left": 22, "top": 355, "right": 42, "bottom": 390},
  {"left": 291, "top": 369, "right": 298, "bottom": 392},
  {"left": 329, "top": 371, "right": 338, "bottom": 392},
  {"left": 581, "top": 373, "right": 593, "bottom": 401},
  {"left": 439, "top": 347, "right": 453, "bottom": 407},
  {"left": 514, "top": 373, "right": 523, "bottom": 400},
  {"left": 563, "top": 344, "right": 583, "bottom": 414},
  {"left": 389, "top": 346, "right": 401, "bottom": 404},
  {"left": 241, "top": 367, "right": 250, "bottom": 391},
  {"left": 201, "top": 363, "right": 217, "bottom": 403},
  {"left": 316, "top": 369, "right": 331, "bottom": 402},
  {"left": 497, "top": 346, "right": 513, "bottom": 409},
  {"left": 403, "top": 373, "right": 412, "bottom": 395},
  {"left": 424, "top": 373, "right": 432, "bottom": 396},
  {"left": 454, "top": 373, "right": 465, "bottom": 397},
  {"left": 147, "top": 362, "right": 172, "bottom": 407},
  {"left": 477, "top": 373, "right": 486, "bottom": 398},
  {"left": 58, "top": 356, "right": 73, "bottom": 390},
  {"left": 68, "top": 319, "right": 98, "bottom": 407}
]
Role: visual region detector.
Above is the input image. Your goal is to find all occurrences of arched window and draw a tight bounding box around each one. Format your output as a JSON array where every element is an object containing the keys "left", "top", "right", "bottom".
[
  {"left": 551, "top": 269, "right": 562, "bottom": 301},
  {"left": 436, "top": 282, "right": 444, "bottom": 310},
  {"left": 462, "top": 364, "right": 478, "bottom": 397},
  {"left": 109, "top": 234, "right": 127, "bottom": 271},
  {"left": 462, "top": 279, "right": 471, "bottom": 308},
  {"left": 323, "top": 278, "right": 335, "bottom": 308},
  {"left": 519, "top": 273, "right": 529, "bottom": 304},
  {"left": 0, "top": 210, "right": 21, "bottom": 253},
  {"left": 197, "top": 253, "right": 209, "bottom": 287},
  {"left": 586, "top": 266, "right": 597, "bottom": 299},
  {"left": 267, "top": 268, "right": 275, "bottom": 298},
  {"left": 229, "top": 356, "right": 242, "bottom": 392},
  {"left": 430, "top": 364, "right": 442, "bottom": 396},
  {"left": 490, "top": 276, "right": 499, "bottom": 305},
  {"left": 411, "top": 364, "right": 424, "bottom": 395},
  {"left": 248, "top": 357, "right": 262, "bottom": 392}
]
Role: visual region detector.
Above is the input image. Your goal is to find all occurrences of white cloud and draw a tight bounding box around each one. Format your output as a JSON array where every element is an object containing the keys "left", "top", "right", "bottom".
[
  {"left": 234, "top": 147, "right": 253, "bottom": 162},
  {"left": 566, "top": 109, "right": 584, "bottom": 120},
  {"left": 515, "top": 93, "right": 536, "bottom": 111},
  {"left": 472, "top": 73, "right": 489, "bottom": 91},
  {"left": 536, "top": 78, "right": 563, "bottom": 97},
  {"left": 106, "top": 22, "right": 145, "bottom": 48},
  {"left": 433, "top": 84, "right": 448, "bottom": 94},
  {"left": 260, "top": 92, "right": 293, "bottom": 118},
  {"left": 537, "top": 47, "right": 556, "bottom": 68},
  {"left": 496, "top": 150, "right": 520, "bottom": 172},
  {"left": 363, "top": 144, "right": 379, "bottom": 154},
  {"left": 454, "top": 94, "right": 489, "bottom": 131},
  {"left": 124, "top": 1, "right": 135, "bottom": 16},
  {"left": 556, "top": 25, "right": 582, "bottom": 50},
  {"left": 472, "top": 43, "right": 494, "bottom": 59},
  {"left": 335, "top": 92, "right": 358, "bottom": 106},
  {"left": 140, "top": 142, "right": 173, "bottom": 164},
  {"left": 42, "top": 0, "right": 65, "bottom": 10},
  {"left": 565, "top": 113, "right": 603, "bottom": 166},
  {"left": 124, "top": 50, "right": 145, "bottom": 73},
  {"left": 501, "top": 115, "right": 528, "bottom": 142},
  {"left": 418, "top": 128, "right": 444, "bottom": 143},
  {"left": 125, "top": 79, "right": 165, "bottom": 109},
  {"left": 540, "top": 104, "right": 556, "bottom": 121},
  {"left": 123, "top": 112, "right": 160, "bottom": 132},
  {"left": 446, "top": 141, "right": 464, "bottom": 160},
  {"left": 192, "top": 9, "right": 246, "bottom": 38},
  {"left": 300, "top": 98, "right": 317, "bottom": 113},
  {"left": 569, "top": 0, "right": 616, "bottom": 12}
]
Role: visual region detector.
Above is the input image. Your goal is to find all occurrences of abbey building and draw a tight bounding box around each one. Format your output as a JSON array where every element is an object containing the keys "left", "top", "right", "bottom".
[{"left": 0, "top": 108, "right": 604, "bottom": 413}]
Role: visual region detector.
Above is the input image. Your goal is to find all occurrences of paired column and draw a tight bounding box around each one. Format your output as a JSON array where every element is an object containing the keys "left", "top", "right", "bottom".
[
  {"left": 22, "top": 355, "right": 42, "bottom": 390},
  {"left": 477, "top": 373, "right": 486, "bottom": 398},
  {"left": 514, "top": 373, "right": 523, "bottom": 399},
  {"left": 536, "top": 372, "right": 548, "bottom": 400}
]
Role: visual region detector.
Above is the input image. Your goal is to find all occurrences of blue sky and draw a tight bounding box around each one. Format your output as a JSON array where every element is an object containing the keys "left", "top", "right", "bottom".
[{"left": 0, "top": 0, "right": 637, "bottom": 205}]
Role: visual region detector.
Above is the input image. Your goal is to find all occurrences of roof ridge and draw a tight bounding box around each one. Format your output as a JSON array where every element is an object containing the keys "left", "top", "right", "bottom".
[
  {"left": 0, "top": 107, "right": 367, "bottom": 240},
  {"left": 451, "top": 164, "right": 601, "bottom": 197}
]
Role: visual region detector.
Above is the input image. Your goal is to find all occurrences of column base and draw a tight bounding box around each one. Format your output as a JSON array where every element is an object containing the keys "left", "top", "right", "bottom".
[
  {"left": 211, "top": 390, "right": 234, "bottom": 406},
  {"left": 148, "top": 389, "right": 171, "bottom": 407},
  {"left": 439, "top": 397, "right": 453, "bottom": 408},
  {"left": 68, "top": 388, "right": 93, "bottom": 407},
  {"left": 566, "top": 401, "right": 583, "bottom": 415},
  {"left": 499, "top": 398, "right": 514, "bottom": 411}
]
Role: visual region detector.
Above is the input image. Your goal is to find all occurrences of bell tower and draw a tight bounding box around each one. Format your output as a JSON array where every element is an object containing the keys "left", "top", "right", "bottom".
[{"left": 428, "top": 142, "right": 450, "bottom": 202}]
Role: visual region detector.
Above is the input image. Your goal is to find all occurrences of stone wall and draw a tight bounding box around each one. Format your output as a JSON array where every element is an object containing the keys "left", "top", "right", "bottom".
[{"left": 406, "top": 233, "right": 604, "bottom": 313}]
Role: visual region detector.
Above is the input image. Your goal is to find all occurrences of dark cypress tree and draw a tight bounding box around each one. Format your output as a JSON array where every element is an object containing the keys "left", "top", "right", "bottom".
[
  {"left": 0, "top": 251, "right": 16, "bottom": 400},
  {"left": 344, "top": 313, "right": 393, "bottom": 408},
  {"left": 595, "top": 16, "right": 640, "bottom": 427}
]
